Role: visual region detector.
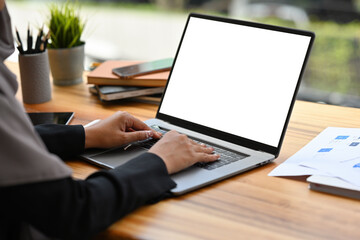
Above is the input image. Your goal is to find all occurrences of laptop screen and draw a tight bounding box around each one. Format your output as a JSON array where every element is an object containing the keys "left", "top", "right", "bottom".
[{"left": 158, "top": 14, "right": 314, "bottom": 152}]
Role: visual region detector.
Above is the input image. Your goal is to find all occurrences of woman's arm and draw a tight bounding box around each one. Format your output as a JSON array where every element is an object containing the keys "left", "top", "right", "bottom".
[
  {"left": 34, "top": 111, "right": 161, "bottom": 159},
  {"left": 35, "top": 124, "right": 85, "bottom": 159},
  {"left": 1, "top": 152, "right": 176, "bottom": 240}
]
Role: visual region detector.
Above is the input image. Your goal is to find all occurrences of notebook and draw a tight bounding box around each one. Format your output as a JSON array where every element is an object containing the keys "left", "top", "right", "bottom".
[
  {"left": 307, "top": 175, "right": 360, "bottom": 200},
  {"left": 94, "top": 85, "right": 164, "bottom": 101},
  {"left": 81, "top": 13, "right": 315, "bottom": 195}
]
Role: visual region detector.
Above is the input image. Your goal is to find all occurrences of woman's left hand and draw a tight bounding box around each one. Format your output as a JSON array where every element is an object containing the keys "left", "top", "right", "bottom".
[{"left": 84, "top": 111, "right": 161, "bottom": 149}]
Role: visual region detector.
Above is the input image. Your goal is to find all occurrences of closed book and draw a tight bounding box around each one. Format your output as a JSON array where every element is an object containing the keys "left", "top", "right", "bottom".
[
  {"left": 91, "top": 85, "right": 164, "bottom": 101},
  {"left": 135, "top": 94, "right": 162, "bottom": 104},
  {"left": 87, "top": 60, "right": 170, "bottom": 87},
  {"left": 307, "top": 175, "right": 360, "bottom": 200}
]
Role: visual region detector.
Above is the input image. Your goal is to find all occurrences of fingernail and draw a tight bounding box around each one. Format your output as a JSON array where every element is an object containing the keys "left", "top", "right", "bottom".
[
  {"left": 213, "top": 154, "right": 220, "bottom": 158},
  {"left": 146, "top": 130, "right": 153, "bottom": 138}
]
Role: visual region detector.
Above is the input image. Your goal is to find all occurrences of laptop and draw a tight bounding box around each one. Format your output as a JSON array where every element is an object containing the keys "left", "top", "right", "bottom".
[{"left": 82, "top": 13, "right": 315, "bottom": 195}]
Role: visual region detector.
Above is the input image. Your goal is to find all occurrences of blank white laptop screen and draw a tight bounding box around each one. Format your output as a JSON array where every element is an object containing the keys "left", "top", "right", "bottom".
[{"left": 159, "top": 17, "right": 312, "bottom": 147}]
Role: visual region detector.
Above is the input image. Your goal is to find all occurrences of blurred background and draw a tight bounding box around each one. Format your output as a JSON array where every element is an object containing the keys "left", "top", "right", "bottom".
[{"left": 5, "top": 0, "right": 360, "bottom": 107}]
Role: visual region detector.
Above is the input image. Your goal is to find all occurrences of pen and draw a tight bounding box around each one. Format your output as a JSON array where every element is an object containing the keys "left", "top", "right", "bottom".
[
  {"left": 26, "top": 29, "right": 33, "bottom": 54},
  {"left": 39, "top": 42, "right": 44, "bottom": 52},
  {"left": 15, "top": 27, "right": 23, "bottom": 48},
  {"left": 29, "top": 30, "right": 33, "bottom": 53},
  {"left": 123, "top": 144, "right": 132, "bottom": 151},
  {"left": 15, "top": 26, "right": 48, "bottom": 54},
  {"left": 84, "top": 119, "right": 101, "bottom": 128},
  {"left": 35, "top": 26, "right": 43, "bottom": 53},
  {"left": 27, "top": 24, "right": 31, "bottom": 53},
  {"left": 43, "top": 31, "right": 50, "bottom": 51},
  {"left": 15, "top": 39, "right": 24, "bottom": 54}
]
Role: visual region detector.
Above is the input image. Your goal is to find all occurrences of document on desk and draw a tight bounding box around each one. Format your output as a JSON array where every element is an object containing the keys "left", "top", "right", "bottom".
[
  {"left": 268, "top": 127, "right": 360, "bottom": 185},
  {"left": 301, "top": 156, "right": 360, "bottom": 186}
]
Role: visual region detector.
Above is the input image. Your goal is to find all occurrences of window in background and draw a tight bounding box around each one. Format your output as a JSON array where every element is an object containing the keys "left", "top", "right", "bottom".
[
  {"left": 7, "top": 0, "right": 360, "bottom": 108},
  {"left": 196, "top": 0, "right": 360, "bottom": 108}
]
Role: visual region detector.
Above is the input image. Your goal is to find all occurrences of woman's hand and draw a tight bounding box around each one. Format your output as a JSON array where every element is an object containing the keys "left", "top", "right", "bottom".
[
  {"left": 85, "top": 111, "right": 219, "bottom": 175},
  {"left": 149, "top": 130, "right": 220, "bottom": 174},
  {"left": 84, "top": 111, "right": 161, "bottom": 149}
]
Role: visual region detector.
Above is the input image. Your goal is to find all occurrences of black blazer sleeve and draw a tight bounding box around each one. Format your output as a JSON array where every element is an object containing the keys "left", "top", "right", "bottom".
[
  {"left": 35, "top": 124, "right": 85, "bottom": 159},
  {"left": 1, "top": 152, "right": 176, "bottom": 240}
]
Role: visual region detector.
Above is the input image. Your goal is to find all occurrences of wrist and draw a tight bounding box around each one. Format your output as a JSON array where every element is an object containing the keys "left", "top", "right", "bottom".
[
  {"left": 84, "top": 127, "right": 97, "bottom": 149},
  {"left": 148, "top": 150, "right": 172, "bottom": 174}
]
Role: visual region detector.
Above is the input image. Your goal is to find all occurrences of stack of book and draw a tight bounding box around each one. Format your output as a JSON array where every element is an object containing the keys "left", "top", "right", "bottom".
[{"left": 87, "top": 60, "right": 170, "bottom": 103}]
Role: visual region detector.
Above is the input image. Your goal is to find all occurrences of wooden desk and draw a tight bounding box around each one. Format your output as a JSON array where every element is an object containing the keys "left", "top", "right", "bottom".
[{"left": 8, "top": 61, "right": 360, "bottom": 239}]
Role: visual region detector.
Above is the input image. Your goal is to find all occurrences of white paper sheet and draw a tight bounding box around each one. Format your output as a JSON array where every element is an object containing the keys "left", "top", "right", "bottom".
[
  {"left": 301, "top": 157, "right": 360, "bottom": 186},
  {"left": 268, "top": 160, "right": 321, "bottom": 176},
  {"left": 268, "top": 127, "right": 360, "bottom": 179}
]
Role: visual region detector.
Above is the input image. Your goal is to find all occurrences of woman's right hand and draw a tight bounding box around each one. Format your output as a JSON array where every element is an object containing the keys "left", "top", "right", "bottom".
[{"left": 149, "top": 130, "right": 220, "bottom": 174}]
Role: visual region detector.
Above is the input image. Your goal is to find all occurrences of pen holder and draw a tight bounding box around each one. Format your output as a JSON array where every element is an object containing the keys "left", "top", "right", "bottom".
[{"left": 18, "top": 50, "right": 52, "bottom": 104}]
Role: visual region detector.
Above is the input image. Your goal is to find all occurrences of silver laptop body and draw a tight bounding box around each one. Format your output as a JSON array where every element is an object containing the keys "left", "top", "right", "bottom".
[{"left": 82, "top": 13, "right": 315, "bottom": 195}]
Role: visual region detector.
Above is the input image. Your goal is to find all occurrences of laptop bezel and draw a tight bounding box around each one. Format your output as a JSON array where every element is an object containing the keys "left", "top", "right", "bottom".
[{"left": 156, "top": 13, "right": 315, "bottom": 157}]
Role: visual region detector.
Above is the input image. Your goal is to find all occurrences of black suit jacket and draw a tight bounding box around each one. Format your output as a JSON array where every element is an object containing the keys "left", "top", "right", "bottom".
[{"left": 0, "top": 124, "right": 176, "bottom": 240}]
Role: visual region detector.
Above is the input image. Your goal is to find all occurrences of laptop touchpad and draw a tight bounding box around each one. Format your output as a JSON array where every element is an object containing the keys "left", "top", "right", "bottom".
[{"left": 90, "top": 146, "right": 146, "bottom": 169}]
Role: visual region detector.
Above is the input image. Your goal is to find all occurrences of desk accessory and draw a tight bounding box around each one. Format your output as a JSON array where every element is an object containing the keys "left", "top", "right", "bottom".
[
  {"left": 15, "top": 26, "right": 51, "bottom": 104},
  {"left": 87, "top": 61, "right": 169, "bottom": 87},
  {"left": 84, "top": 119, "right": 101, "bottom": 128},
  {"left": 46, "top": 1, "right": 85, "bottom": 86},
  {"left": 15, "top": 26, "right": 49, "bottom": 55},
  {"left": 18, "top": 50, "right": 52, "bottom": 104},
  {"left": 15, "top": 26, "right": 52, "bottom": 104}
]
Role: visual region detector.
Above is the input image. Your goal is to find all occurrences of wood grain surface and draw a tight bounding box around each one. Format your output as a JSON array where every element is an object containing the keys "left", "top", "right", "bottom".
[{"left": 7, "top": 61, "right": 360, "bottom": 240}]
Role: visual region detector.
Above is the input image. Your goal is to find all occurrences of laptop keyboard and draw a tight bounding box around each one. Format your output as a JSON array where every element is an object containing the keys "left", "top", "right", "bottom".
[{"left": 139, "top": 125, "right": 249, "bottom": 170}]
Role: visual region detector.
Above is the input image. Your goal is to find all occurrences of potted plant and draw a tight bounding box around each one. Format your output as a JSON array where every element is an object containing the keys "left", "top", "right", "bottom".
[{"left": 47, "top": 1, "right": 85, "bottom": 86}]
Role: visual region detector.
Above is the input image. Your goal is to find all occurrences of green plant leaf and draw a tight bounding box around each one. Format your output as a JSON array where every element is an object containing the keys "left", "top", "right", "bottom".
[{"left": 47, "top": 0, "right": 85, "bottom": 49}]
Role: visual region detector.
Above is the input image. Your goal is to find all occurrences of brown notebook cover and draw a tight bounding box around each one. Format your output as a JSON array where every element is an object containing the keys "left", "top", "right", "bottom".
[{"left": 87, "top": 60, "right": 170, "bottom": 87}]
